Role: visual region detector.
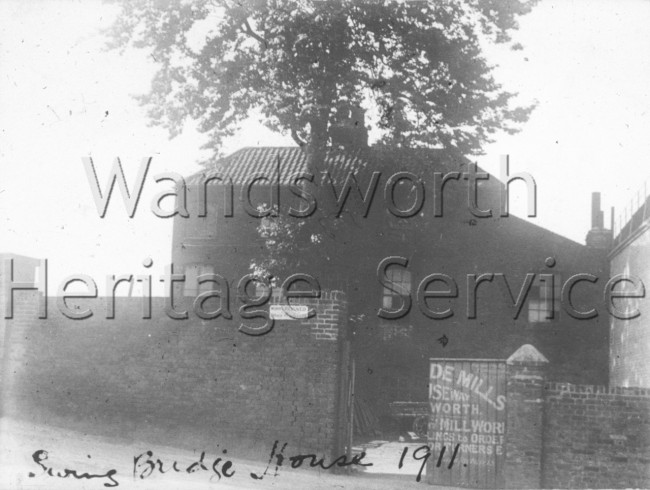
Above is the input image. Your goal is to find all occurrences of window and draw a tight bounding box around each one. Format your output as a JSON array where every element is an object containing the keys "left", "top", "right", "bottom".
[
  {"left": 382, "top": 267, "right": 412, "bottom": 310},
  {"left": 528, "top": 274, "right": 561, "bottom": 323},
  {"left": 184, "top": 264, "right": 216, "bottom": 297}
]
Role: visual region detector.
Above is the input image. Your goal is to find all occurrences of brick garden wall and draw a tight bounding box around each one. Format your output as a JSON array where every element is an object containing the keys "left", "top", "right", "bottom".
[
  {"left": 1, "top": 290, "right": 348, "bottom": 455},
  {"left": 541, "top": 383, "right": 650, "bottom": 489},
  {"left": 503, "top": 352, "right": 650, "bottom": 489}
]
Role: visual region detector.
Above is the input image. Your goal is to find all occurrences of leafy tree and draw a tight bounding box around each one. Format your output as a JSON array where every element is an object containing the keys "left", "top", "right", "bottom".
[
  {"left": 107, "top": 0, "right": 539, "bottom": 289},
  {"left": 107, "top": 0, "right": 538, "bottom": 168}
]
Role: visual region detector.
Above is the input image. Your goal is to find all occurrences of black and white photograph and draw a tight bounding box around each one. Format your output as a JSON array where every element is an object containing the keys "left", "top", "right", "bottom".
[{"left": 1, "top": 1, "right": 649, "bottom": 488}]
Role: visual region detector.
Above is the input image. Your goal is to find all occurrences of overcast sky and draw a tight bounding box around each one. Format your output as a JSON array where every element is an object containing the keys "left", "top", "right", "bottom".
[{"left": 1, "top": 0, "right": 649, "bottom": 295}]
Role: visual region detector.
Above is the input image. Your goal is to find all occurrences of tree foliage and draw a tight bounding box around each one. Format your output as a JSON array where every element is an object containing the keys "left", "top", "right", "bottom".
[
  {"left": 107, "top": 0, "right": 539, "bottom": 285},
  {"left": 107, "top": 0, "right": 538, "bottom": 163}
]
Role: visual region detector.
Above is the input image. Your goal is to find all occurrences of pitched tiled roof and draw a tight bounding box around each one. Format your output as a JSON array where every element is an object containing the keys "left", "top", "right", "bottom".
[{"left": 186, "top": 147, "right": 370, "bottom": 186}]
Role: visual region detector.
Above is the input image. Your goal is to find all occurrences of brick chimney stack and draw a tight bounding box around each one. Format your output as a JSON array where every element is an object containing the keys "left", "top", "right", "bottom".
[{"left": 585, "top": 192, "right": 613, "bottom": 249}]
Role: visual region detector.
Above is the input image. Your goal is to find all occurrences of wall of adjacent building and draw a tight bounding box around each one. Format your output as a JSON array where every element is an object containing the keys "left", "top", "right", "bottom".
[{"left": 609, "top": 223, "right": 650, "bottom": 388}]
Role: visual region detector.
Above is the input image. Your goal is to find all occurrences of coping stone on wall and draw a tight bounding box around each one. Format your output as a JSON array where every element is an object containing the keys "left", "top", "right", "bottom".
[{"left": 507, "top": 344, "right": 549, "bottom": 365}]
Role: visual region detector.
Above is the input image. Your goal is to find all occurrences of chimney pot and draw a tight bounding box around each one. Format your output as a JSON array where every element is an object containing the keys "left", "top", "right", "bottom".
[{"left": 586, "top": 191, "right": 612, "bottom": 249}]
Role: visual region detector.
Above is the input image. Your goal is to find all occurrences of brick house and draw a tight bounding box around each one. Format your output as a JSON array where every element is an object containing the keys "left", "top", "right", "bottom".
[{"left": 172, "top": 142, "right": 611, "bottom": 432}]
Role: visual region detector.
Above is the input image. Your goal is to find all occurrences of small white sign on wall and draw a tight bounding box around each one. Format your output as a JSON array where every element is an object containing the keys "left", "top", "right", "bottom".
[{"left": 269, "top": 304, "right": 310, "bottom": 320}]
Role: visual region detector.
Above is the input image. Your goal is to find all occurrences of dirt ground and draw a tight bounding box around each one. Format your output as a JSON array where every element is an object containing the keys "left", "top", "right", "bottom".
[{"left": 0, "top": 417, "right": 461, "bottom": 490}]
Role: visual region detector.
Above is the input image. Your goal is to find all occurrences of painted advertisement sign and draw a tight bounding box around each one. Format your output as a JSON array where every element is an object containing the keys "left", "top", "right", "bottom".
[{"left": 427, "top": 359, "right": 507, "bottom": 488}]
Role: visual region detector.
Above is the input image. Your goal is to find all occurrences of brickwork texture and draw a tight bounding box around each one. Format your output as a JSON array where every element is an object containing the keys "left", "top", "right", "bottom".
[{"left": 1, "top": 290, "right": 348, "bottom": 456}]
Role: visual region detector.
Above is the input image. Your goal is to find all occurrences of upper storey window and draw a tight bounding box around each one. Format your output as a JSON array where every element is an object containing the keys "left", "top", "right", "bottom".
[
  {"left": 382, "top": 266, "right": 412, "bottom": 311},
  {"left": 528, "top": 274, "right": 562, "bottom": 323}
]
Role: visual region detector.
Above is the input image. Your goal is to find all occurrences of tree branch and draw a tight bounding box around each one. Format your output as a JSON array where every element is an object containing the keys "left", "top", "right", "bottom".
[
  {"left": 241, "top": 18, "right": 268, "bottom": 49},
  {"left": 291, "top": 127, "right": 306, "bottom": 148}
]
